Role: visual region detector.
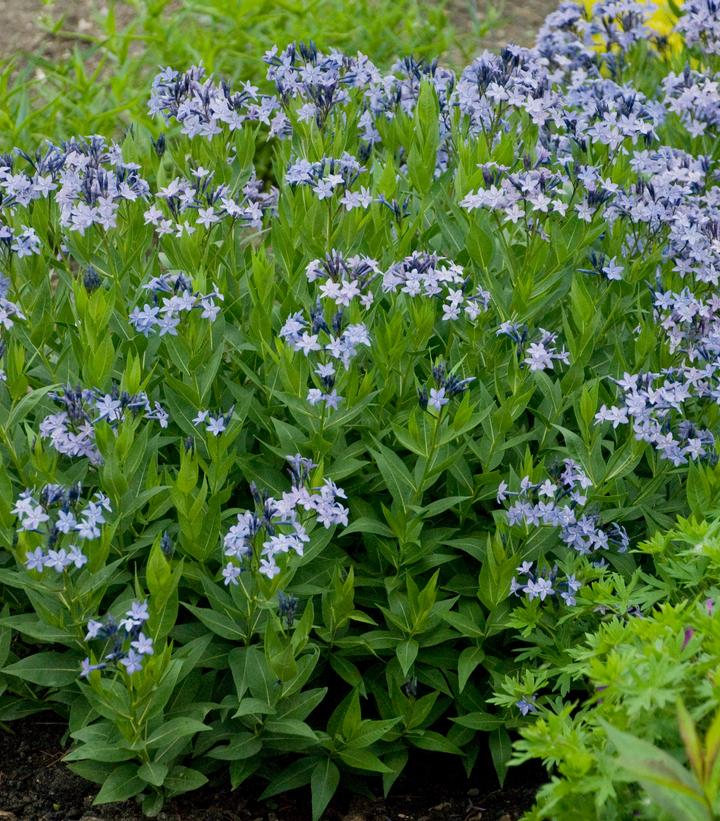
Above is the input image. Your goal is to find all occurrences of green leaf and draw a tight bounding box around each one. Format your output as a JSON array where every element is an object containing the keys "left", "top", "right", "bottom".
[
  {"left": 348, "top": 718, "right": 400, "bottom": 749},
  {"left": 3, "top": 384, "right": 57, "bottom": 432},
  {"left": 677, "top": 699, "right": 704, "bottom": 784},
  {"left": 184, "top": 604, "right": 245, "bottom": 641},
  {"left": 163, "top": 766, "right": 208, "bottom": 796},
  {"left": 395, "top": 638, "right": 419, "bottom": 677},
  {"left": 370, "top": 444, "right": 415, "bottom": 509},
  {"left": 232, "top": 697, "right": 275, "bottom": 718},
  {"left": 264, "top": 718, "right": 318, "bottom": 742},
  {"left": 207, "top": 735, "right": 263, "bottom": 761},
  {"left": 457, "top": 646, "right": 485, "bottom": 693},
  {"left": 145, "top": 717, "right": 211, "bottom": 751},
  {"left": 338, "top": 747, "right": 392, "bottom": 773},
  {"left": 64, "top": 742, "right": 134, "bottom": 764},
  {"left": 407, "top": 730, "right": 462, "bottom": 755},
  {"left": 138, "top": 760, "right": 169, "bottom": 787},
  {"left": 260, "top": 757, "right": 318, "bottom": 799},
  {"left": 3, "top": 651, "right": 79, "bottom": 687},
  {"left": 342, "top": 517, "right": 394, "bottom": 538},
  {"left": 311, "top": 759, "right": 340, "bottom": 821},
  {"left": 451, "top": 711, "right": 504, "bottom": 731},
  {"left": 601, "top": 720, "right": 711, "bottom": 821},
  {"left": 413, "top": 496, "right": 469, "bottom": 518},
  {"left": 489, "top": 727, "right": 512, "bottom": 786},
  {"left": 93, "top": 764, "right": 145, "bottom": 804}
]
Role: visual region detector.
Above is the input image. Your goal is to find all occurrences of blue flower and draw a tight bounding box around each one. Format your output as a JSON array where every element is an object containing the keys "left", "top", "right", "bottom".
[
  {"left": 517, "top": 696, "right": 538, "bottom": 716},
  {"left": 130, "top": 632, "right": 154, "bottom": 656},
  {"left": 25, "top": 548, "right": 46, "bottom": 572},
  {"left": 120, "top": 649, "right": 144, "bottom": 674}
]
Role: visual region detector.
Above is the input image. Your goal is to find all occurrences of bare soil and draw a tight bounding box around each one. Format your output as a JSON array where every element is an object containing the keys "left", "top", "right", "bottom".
[{"left": 0, "top": 715, "right": 543, "bottom": 821}]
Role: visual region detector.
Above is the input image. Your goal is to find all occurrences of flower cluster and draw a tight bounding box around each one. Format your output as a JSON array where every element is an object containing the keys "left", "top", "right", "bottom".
[
  {"left": 279, "top": 308, "right": 370, "bottom": 410},
  {"left": 498, "top": 460, "right": 630, "bottom": 555},
  {"left": 417, "top": 361, "right": 475, "bottom": 414},
  {"left": 456, "top": 48, "right": 557, "bottom": 140},
  {"left": 145, "top": 167, "right": 276, "bottom": 237},
  {"left": 13, "top": 484, "right": 111, "bottom": 574},
  {"left": 266, "top": 45, "right": 456, "bottom": 170},
  {"left": 497, "top": 322, "right": 570, "bottom": 372},
  {"left": 49, "top": 136, "right": 149, "bottom": 234},
  {"left": 536, "top": 0, "right": 657, "bottom": 78},
  {"left": 0, "top": 223, "right": 42, "bottom": 259},
  {"left": 285, "top": 153, "right": 365, "bottom": 200},
  {"left": 382, "top": 252, "right": 491, "bottom": 321},
  {"left": 461, "top": 164, "right": 573, "bottom": 228},
  {"left": 129, "top": 271, "right": 224, "bottom": 336},
  {"left": 306, "top": 251, "right": 378, "bottom": 309},
  {"left": 563, "top": 77, "right": 663, "bottom": 151},
  {"left": 510, "top": 561, "right": 582, "bottom": 606},
  {"left": 82, "top": 600, "right": 154, "bottom": 677},
  {"left": 222, "top": 455, "right": 348, "bottom": 581},
  {"left": 676, "top": 0, "right": 720, "bottom": 56},
  {"left": 39, "top": 385, "right": 169, "bottom": 464},
  {"left": 265, "top": 42, "right": 380, "bottom": 128},
  {"left": 595, "top": 370, "right": 717, "bottom": 466},
  {"left": 148, "top": 64, "right": 289, "bottom": 138},
  {"left": 192, "top": 405, "right": 234, "bottom": 436},
  {"left": 663, "top": 67, "right": 720, "bottom": 137},
  {"left": 0, "top": 146, "right": 61, "bottom": 208},
  {"left": 0, "top": 150, "right": 54, "bottom": 259},
  {"left": 0, "top": 274, "right": 25, "bottom": 381}
]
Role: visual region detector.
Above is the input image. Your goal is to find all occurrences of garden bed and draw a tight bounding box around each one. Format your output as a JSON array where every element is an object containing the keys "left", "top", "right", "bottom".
[{"left": 0, "top": 716, "right": 541, "bottom": 820}]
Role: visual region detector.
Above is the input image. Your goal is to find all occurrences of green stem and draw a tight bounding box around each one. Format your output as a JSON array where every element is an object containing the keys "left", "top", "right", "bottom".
[{"left": 413, "top": 409, "right": 443, "bottom": 507}]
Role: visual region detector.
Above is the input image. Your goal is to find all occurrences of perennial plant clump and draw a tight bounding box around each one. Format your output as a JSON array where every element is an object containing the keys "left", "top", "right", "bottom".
[{"left": 1, "top": 0, "right": 720, "bottom": 818}]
